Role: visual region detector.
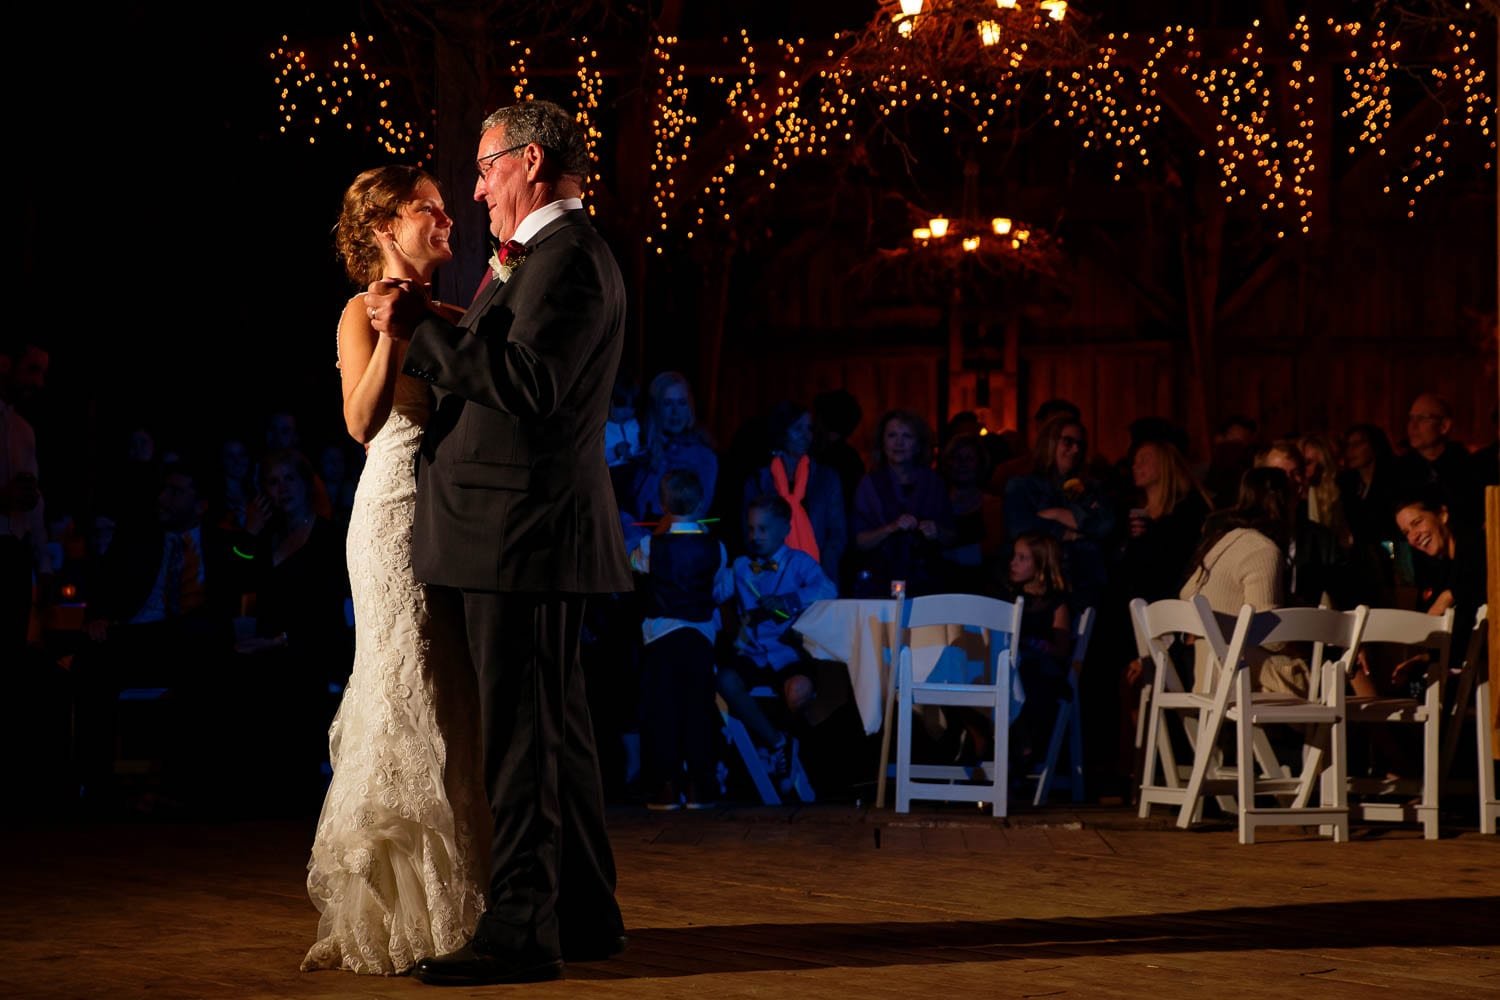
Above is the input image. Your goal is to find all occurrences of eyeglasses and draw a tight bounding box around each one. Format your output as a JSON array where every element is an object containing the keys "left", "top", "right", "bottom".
[
  {"left": 476, "top": 142, "right": 529, "bottom": 179},
  {"left": 1059, "top": 435, "right": 1085, "bottom": 449}
]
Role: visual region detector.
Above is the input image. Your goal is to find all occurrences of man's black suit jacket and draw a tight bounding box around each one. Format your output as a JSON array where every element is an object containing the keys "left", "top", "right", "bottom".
[{"left": 403, "top": 209, "right": 633, "bottom": 594}]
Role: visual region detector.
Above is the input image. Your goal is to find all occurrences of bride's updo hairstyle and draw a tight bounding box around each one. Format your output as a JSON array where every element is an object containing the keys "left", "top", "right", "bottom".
[{"left": 335, "top": 165, "right": 435, "bottom": 286}]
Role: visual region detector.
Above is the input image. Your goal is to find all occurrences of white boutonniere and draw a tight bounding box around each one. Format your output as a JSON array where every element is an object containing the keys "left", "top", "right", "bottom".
[{"left": 489, "top": 239, "right": 529, "bottom": 283}]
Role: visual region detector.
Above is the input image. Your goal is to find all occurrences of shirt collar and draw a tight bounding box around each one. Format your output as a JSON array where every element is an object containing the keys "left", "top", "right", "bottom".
[
  {"left": 511, "top": 198, "right": 584, "bottom": 247},
  {"left": 745, "top": 544, "right": 791, "bottom": 570}
]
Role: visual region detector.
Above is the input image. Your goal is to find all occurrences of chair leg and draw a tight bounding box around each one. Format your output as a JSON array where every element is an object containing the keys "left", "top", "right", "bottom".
[
  {"left": 1476, "top": 681, "right": 1497, "bottom": 835},
  {"left": 721, "top": 708, "right": 780, "bottom": 805},
  {"left": 1237, "top": 713, "right": 1256, "bottom": 846},
  {"left": 1139, "top": 703, "right": 1166, "bottom": 819},
  {"left": 1176, "top": 705, "right": 1222, "bottom": 830},
  {"left": 1330, "top": 715, "right": 1349, "bottom": 843},
  {"left": 1068, "top": 695, "right": 1085, "bottom": 803},
  {"left": 1033, "top": 701, "right": 1070, "bottom": 807},
  {"left": 875, "top": 659, "right": 899, "bottom": 809},
  {"left": 895, "top": 666, "right": 914, "bottom": 814},
  {"left": 992, "top": 685, "right": 1009, "bottom": 818},
  {"left": 1420, "top": 709, "right": 1440, "bottom": 840}
]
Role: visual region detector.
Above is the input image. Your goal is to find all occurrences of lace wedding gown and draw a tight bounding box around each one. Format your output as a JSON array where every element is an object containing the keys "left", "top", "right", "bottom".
[{"left": 302, "top": 396, "right": 489, "bottom": 975}]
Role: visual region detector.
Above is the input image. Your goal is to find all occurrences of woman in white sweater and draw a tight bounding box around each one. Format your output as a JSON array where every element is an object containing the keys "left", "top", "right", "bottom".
[{"left": 1179, "top": 467, "right": 1304, "bottom": 695}]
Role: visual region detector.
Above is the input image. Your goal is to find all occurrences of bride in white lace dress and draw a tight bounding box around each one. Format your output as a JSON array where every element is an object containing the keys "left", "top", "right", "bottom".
[{"left": 302, "top": 166, "right": 488, "bottom": 975}]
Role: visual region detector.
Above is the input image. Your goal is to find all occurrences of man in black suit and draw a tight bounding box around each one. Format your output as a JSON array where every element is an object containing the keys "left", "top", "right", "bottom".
[{"left": 368, "top": 99, "right": 633, "bottom": 986}]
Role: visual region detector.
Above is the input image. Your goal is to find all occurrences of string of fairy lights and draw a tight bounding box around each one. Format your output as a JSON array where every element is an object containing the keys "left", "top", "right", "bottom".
[
  {"left": 272, "top": 3, "right": 1496, "bottom": 243},
  {"left": 270, "top": 32, "right": 432, "bottom": 162}
]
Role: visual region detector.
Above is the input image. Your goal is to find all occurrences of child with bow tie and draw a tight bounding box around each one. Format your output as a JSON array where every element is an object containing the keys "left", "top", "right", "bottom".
[{"left": 718, "top": 494, "right": 839, "bottom": 789}]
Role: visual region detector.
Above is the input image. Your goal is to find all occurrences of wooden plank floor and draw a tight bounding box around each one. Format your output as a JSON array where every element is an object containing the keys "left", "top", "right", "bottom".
[{"left": 2, "top": 806, "right": 1497, "bottom": 999}]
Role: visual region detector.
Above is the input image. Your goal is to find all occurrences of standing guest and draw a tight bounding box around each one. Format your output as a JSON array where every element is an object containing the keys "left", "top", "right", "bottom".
[
  {"left": 316, "top": 441, "right": 361, "bottom": 531},
  {"left": 1003, "top": 415, "right": 1114, "bottom": 613},
  {"left": 210, "top": 436, "right": 257, "bottom": 534},
  {"left": 744, "top": 400, "right": 846, "bottom": 586},
  {"left": 1299, "top": 433, "right": 1350, "bottom": 547},
  {"left": 1118, "top": 440, "right": 1212, "bottom": 603},
  {"left": 811, "top": 388, "right": 866, "bottom": 527},
  {"left": 624, "top": 371, "right": 717, "bottom": 549},
  {"left": 369, "top": 98, "right": 632, "bottom": 985},
  {"left": 1112, "top": 439, "right": 1212, "bottom": 783},
  {"left": 718, "top": 495, "right": 839, "bottom": 791},
  {"left": 852, "top": 409, "right": 955, "bottom": 597},
  {"left": 605, "top": 376, "right": 643, "bottom": 469},
  {"left": 237, "top": 449, "right": 352, "bottom": 813},
  {"left": 989, "top": 399, "right": 1082, "bottom": 501},
  {"left": 629, "top": 469, "right": 733, "bottom": 811},
  {"left": 1396, "top": 393, "right": 1481, "bottom": 532},
  {"left": 1337, "top": 423, "right": 1401, "bottom": 605},
  {"left": 940, "top": 432, "right": 1005, "bottom": 595},
  {"left": 0, "top": 338, "right": 52, "bottom": 661},
  {"left": 303, "top": 163, "right": 487, "bottom": 976}
]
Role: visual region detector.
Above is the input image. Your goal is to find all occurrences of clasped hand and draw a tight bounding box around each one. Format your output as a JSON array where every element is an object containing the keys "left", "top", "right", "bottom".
[
  {"left": 365, "top": 278, "right": 431, "bottom": 341},
  {"left": 747, "top": 593, "right": 800, "bottom": 624}
]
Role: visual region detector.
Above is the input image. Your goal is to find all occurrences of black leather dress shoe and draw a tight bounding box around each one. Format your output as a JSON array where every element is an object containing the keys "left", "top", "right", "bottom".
[
  {"left": 562, "top": 933, "right": 628, "bottom": 963},
  {"left": 411, "top": 943, "right": 563, "bottom": 986}
]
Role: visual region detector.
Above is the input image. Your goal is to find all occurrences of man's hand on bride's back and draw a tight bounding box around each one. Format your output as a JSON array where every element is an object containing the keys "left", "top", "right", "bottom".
[{"left": 365, "top": 278, "right": 430, "bottom": 341}]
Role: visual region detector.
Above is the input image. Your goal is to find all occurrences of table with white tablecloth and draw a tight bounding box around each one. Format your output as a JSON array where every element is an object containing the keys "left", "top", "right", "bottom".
[{"left": 792, "top": 598, "right": 1025, "bottom": 736}]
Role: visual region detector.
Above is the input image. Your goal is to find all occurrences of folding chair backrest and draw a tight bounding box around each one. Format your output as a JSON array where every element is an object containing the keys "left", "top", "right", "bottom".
[
  {"left": 1356, "top": 607, "right": 1455, "bottom": 666},
  {"left": 1131, "top": 596, "right": 1232, "bottom": 695},
  {"left": 896, "top": 592, "right": 1022, "bottom": 679},
  {"left": 900, "top": 592, "right": 1021, "bottom": 635},
  {"left": 1238, "top": 604, "right": 1370, "bottom": 679}
]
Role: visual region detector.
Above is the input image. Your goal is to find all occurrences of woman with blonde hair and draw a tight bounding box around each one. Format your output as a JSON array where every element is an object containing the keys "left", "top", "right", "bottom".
[{"left": 1298, "top": 432, "right": 1350, "bottom": 547}]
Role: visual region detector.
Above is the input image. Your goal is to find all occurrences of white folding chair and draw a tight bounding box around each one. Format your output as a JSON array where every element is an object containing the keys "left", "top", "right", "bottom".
[
  {"left": 1185, "top": 602, "right": 1369, "bottom": 844},
  {"left": 882, "top": 593, "right": 1020, "bottom": 817},
  {"left": 1439, "top": 605, "right": 1496, "bottom": 834},
  {"left": 1345, "top": 607, "right": 1455, "bottom": 840},
  {"left": 1030, "top": 606, "right": 1095, "bottom": 805},
  {"left": 717, "top": 690, "right": 815, "bottom": 805},
  {"left": 1132, "top": 596, "right": 1248, "bottom": 822}
]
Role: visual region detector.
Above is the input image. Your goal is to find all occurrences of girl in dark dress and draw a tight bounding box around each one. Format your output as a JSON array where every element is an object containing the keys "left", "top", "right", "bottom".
[{"left": 1006, "top": 532, "right": 1073, "bottom": 778}]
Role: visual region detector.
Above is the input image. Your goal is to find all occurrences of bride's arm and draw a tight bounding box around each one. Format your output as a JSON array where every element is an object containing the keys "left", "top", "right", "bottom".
[{"left": 339, "top": 297, "right": 401, "bottom": 444}]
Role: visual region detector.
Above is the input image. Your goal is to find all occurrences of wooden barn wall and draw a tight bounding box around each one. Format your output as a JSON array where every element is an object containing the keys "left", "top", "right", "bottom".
[{"left": 712, "top": 213, "right": 1495, "bottom": 465}]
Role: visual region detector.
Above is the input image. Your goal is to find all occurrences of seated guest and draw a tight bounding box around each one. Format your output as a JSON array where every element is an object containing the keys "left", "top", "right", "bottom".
[
  {"left": 852, "top": 409, "right": 956, "bottom": 597},
  {"left": 1003, "top": 415, "right": 1114, "bottom": 612},
  {"left": 74, "top": 458, "right": 243, "bottom": 808},
  {"left": 1004, "top": 532, "right": 1073, "bottom": 777},
  {"left": 1256, "top": 441, "right": 1351, "bottom": 608},
  {"left": 1350, "top": 489, "right": 1487, "bottom": 774},
  {"left": 629, "top": 469, "right": 734, "bottom": 811},
  {"left": 718, "top": 495, "right": 839, "bottom": 791},
  {"left": 744, "top": 400, "right": 847, "bottom": 587},
  {"left": 1180, "top": 467, "right": 1306, "bottom": 696}
]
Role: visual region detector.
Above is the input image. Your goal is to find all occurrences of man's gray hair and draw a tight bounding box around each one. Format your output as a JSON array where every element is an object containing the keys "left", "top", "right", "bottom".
[{"left": 481, "top": 100, "right": 590, "bottom": 180}]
